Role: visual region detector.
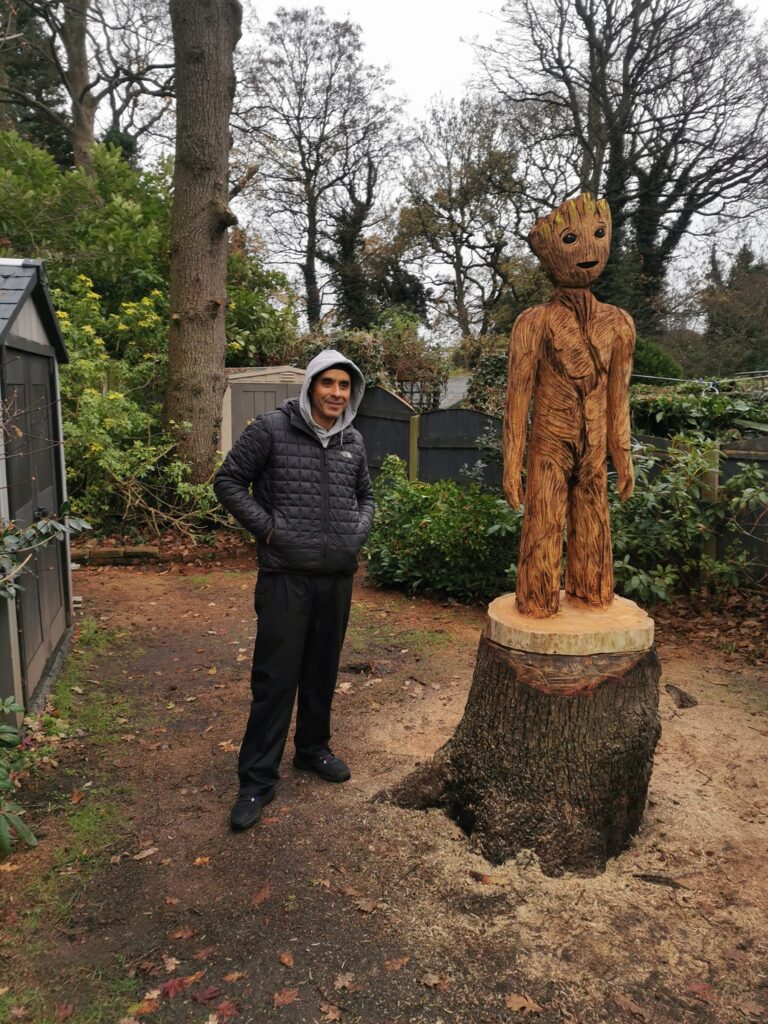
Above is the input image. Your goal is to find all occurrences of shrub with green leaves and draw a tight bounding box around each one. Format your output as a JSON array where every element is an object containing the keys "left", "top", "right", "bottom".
[
  {"left": 0, "top": 697, "right": 37, "bottom": 856},
  {"left": 365, "top": 447, "right": 766, "bottom": 606},
  {"left": 630, "top": 381, "right": 768, "bottom": 438},
  {"left": 365, "top": 455, "right": 522, "bottom": 601}
]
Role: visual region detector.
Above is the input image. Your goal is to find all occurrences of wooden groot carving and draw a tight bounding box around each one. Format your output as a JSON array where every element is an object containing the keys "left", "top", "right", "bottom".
[{"left": 504, "top": 193, "right": 635, "bottom": 617}]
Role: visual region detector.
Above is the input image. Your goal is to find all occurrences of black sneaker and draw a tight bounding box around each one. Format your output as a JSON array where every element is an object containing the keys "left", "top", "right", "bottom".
[
  {"left": 229, "top": 790, "right": 274, "bottom": 831},
  {"left": 293, "top": 748, "right": 351, "bottom": 783}
]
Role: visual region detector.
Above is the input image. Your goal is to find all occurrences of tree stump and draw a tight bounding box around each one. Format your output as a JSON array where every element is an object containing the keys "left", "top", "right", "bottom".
[{"left": 391, "top": 596, "right": 661, "bottom": 877}]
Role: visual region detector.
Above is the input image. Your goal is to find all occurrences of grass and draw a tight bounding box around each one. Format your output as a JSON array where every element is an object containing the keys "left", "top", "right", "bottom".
[{"left": 2, "top": 616, "right": 141, "bottom": 1022}]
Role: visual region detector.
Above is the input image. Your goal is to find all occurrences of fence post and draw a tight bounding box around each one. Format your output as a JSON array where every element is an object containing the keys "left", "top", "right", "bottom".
[
  {"left": 409, "top": 414, "right": 420, "bottom": 482},
  {"left": 701, "top": 441, "right": 720, "bottom": 562}
]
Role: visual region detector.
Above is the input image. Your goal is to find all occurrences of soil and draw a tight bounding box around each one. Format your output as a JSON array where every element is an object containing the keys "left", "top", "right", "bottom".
[{"left": 2, "top": 562, "right": 767, "bottom": 1024}]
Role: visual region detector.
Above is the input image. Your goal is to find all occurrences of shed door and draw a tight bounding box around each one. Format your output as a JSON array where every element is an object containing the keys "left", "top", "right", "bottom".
[
  {"left": 4, "top": 348, "right": 66, "bottom": 704},
  {"left": 230, "top": 382, "right": 299, "bottom": 446}
]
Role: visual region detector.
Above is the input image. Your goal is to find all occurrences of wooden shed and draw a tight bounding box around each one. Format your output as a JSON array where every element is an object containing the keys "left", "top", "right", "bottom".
[
  {"left": 0, "top": 259, "right": 72, "bottom": 712},
  {"left": 221, "top": 365, "right": 306, "bottom": 454}
]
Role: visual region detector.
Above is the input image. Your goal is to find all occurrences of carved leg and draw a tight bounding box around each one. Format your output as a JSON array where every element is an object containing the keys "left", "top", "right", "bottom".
[
  {"left": 566, "top": 463, "right": 613, "bottom": 606},
  {"left": 517, "top": 451, "right": 569, "bottom": 617}
]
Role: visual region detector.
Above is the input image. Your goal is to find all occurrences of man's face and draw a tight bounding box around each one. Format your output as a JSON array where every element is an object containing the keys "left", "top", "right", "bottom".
[{"left": 310, "top": 368, "right": 352, "bottom": 428}]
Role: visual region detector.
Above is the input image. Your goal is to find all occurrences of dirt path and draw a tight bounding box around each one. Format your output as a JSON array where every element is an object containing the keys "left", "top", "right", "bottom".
[{"left": 2, "top": 564, "right": 767, "bottom": 1024}]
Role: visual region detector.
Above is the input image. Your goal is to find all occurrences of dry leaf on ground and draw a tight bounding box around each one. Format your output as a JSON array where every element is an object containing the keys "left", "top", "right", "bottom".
[
  {"left": 334, "top": 973, "right": 360, "bottom": 992},
  {"left": 278, "top": 952, "right": 294, "bottom": 967},
  {"left": 193, "top": 986, "right": 223, "bottom": 1004},
  {"left": 169, "top": 926, "right": 195, "bottom": 940},
  {"left": 133, "top": 847, "right": 158, "bottom": 861},
  {"left": 505, "top": 993, "right": 544, "bottom": 1015},
  {"left": 193, "top": 856, "right": 210, "bottom": 867},
  {"left": 161, "top": 955, "right": 180, "bottom": 973},
  {"left": 320, "top": 1001, "right": 343, "bottom": 1022},
  {"left": 737, "top": 1001, "right": 765, "bottom": 1018},
  {"left": 250, "top": 884, "right": 271, "bottom": 907},
  {"left": 272, "top": 988, "right": 300, "bottom": 1007},
  {"left": 613, "top": 994, "right": 650, "bottom": 1021},
  {"left": 222, "top": 972, "right": 246, "bottom": 983},
  {"left": 384, "top": 957, "right": 409, "bottom": 972},
  {"left": 686, "top": 982, "right": 719, "bottom": 1004},
  {"left": 420, "top": 973, "right": 450, "bottom": 991}
]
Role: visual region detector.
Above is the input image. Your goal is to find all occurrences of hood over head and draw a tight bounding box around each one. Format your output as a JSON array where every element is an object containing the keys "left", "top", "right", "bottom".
[{"left": 299, "top": 348, "right": 366, "bottom": 438}]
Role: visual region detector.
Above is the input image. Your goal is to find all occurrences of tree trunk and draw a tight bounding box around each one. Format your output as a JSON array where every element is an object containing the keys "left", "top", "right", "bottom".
[
  {"left": 60, "top": 0, "right": 97, "bottom": 173},
  {"left": 391, "top": 635, "right": 661, "bottom": 877},
  {"left": 303, "top": 202, "right": 322, "bottom": 329},
  {"left": 165, "top": 0, "right": 242, "bottom": 483}
]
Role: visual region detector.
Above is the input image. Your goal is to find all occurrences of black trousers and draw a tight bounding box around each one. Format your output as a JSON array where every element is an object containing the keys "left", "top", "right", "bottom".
[{"left": 237, "top": 571, "right": 353, "bottom": 796}]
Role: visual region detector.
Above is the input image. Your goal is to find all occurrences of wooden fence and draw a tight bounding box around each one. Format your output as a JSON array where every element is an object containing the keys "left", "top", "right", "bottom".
[{"left": 356, "top": 387, "right": 768, "bottom": 580}]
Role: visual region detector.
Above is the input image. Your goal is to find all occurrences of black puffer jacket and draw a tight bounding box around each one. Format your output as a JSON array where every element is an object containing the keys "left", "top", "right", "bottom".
[{"left": 214, "top": 398, "right": 375, "bottom": 575}]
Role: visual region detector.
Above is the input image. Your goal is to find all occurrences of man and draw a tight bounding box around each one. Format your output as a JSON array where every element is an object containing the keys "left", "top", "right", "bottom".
[{"left": 214, "top": 350, "right": 374, "bottom": 831}]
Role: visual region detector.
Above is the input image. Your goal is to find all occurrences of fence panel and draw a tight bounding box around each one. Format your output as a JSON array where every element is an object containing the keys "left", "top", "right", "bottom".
[
  {"left": 355, "top": 385, "right": 414, "bottom": 478},
  {"left": 417, "top": 409, "right": 502, "bottom": 487},
  {"left": 720, "top": 437, "right": 768, "bottom": 582}
]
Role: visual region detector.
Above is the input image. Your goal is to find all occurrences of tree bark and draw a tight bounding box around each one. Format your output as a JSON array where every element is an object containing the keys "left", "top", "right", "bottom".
[
  {"left": 60, "top": 0, "right": 97, "bottom": 172},
  {"left": 391, "top": 635, "right": 661, "bottom": 877},
  {"left": 165, "top": 0, "right": 242, "bottom": 483}
]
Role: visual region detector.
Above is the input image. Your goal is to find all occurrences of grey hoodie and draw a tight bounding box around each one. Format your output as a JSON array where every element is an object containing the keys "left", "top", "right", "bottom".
[{"left": 299, "top": 349, "right": 366, "bottom": 447}]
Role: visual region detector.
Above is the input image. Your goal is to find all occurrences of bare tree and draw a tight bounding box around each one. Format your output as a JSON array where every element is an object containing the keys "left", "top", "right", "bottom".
[
  {"left": 234, "top": 7, "right": 402, "bottom": 328},
  {"left": 0, "top": 0, "right": 174, "bottom": 169},
  {"left": 163, "top": 0, "right": 241, "bottom": 483},
  {"left": 480, "top": 0, "right": 768, "bottom": 333},
  {"left": 400, "top": 94, "right": 533, "bottom": 339}
]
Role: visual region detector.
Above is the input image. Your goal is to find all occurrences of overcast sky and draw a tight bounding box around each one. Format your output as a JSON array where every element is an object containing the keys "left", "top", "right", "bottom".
[{"left": 249, "top": 0, "right": 768, "bottom": 118}]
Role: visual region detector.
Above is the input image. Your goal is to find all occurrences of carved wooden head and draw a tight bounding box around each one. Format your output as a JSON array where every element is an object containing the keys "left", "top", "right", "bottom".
[{"left": 529, "top": 194, "right": 612, "bottom": 288}]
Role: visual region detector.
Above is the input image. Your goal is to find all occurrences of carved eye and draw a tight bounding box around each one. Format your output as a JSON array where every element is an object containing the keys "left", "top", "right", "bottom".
[
  {"left": 595, "top": 227, "right": 606, "bottom": 238},
  {"left": 562, "top": 232, "right": 578, "bottom": 244}
]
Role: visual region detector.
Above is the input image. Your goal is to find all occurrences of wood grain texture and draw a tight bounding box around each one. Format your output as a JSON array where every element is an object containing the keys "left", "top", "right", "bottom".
[
  {"left": 389, "top": 634, "right": 661, "bottom": 876},
  {"left": 503, "top": 194, "right": 635, "bottom": 618}
]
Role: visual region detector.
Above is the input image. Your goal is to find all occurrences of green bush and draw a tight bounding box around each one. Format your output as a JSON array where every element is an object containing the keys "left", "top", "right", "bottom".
[
  {"left": 365, "top": 455, "right": 522, "bottom": 600},
  {"left": 364, "top": 446, "right": 766, "bottom": 606},
  {"left": 631, "top": 381, "right": 768, "bottom": 438},
  {"left": 632, "top": 337, "right": 684, "bottom": 381},
  {"left": 0, "top": 697, "right": 37, "bottom": 856}
]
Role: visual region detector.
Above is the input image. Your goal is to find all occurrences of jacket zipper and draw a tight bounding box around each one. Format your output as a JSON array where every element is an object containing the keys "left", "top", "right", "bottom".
[{"left": 321, "top": 447, "right": 329, "bottom": 565}]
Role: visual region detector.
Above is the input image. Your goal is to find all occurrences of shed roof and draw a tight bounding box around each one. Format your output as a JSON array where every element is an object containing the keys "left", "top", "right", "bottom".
[{"left": 0, "top": 259, "right": 68, "bottom": 362}]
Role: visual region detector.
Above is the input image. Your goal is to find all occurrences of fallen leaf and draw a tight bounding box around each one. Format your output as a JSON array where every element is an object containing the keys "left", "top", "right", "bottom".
[
  {"left": 194, "top": 856, "right": 210, "bottom": 867},
  {"left": 356, "top": 898, "right": 379, "bottom": 914},
  {"left": 278, "top": 952, "right": 294, "bottom": 967},
  {"left": 70, "top": 790, "right": 85, "bottom": 804},
  {"left": 320, "top": 1001, "right": 343, "bottom": 1022},
  {"left": 222, "top": 972, "right": 246, "bottom": 983},
  {"left": 164, "top": 897, "right": 179, "bottom": 906},
  {"left": 737, "top": 1001, "right": 765, "bottom": 1018},
  {"left": 133, "top": 847, "right": 159, "bottom": 861},
  {"left": 193, "top": 946, "right": 214, "bottom": 961},
  {"left": 469, "top": 869, "right": 503, "bottom": 885},
  {"left": 272, "top": 988, "right": 299, "bottom": 1007},
  {"left": 215, "top": 1002, "right": 239, "bottom": 1021},
  {"left": 687, "top": 982, "right": 719, "bottom": 1005},
  {"left": 384, "top": 956, "right": 410, "bottom": 971},
  {"left": 250, "top": 884, "right": 271, "bottom": 907},
  {"left": 159, "top": 977, "right": 189, "bottom": 1000},
  {"left": 207, "top": 666, "right": 218, "bottom": 676},
  {"left": 162, "top": 955, "right": 181, "bottom": 972},
  {"left": 613, "top": 994, "right": 650, "bottom": 1021},
  {"left": 9, "top": 1008, "right": 31, "bottom": 1021},
  {"left": 218, "top": 741, "right": 237, "bottom": 753},
  {"left": 0, "top": 863, "right": 20, "bottom": 872},
  {"left": 193, "top": 986, "right": 223, "bottom": 1004},
  {"left": 505, "top": 993, "right": 544, "bottom": 1014},
  {"left": 334, "top": 973, "right": 360, "bottom": 992},
  {"left": 169, "top": 926, "right": 195, "bottom": 940},
  {"left": 55, "top": 1005, "right": 74, "bottom": 1021},
  {"left": 185, "top": 971, "right": 205, "bottom": 984},
  {"left": 339, "top": 885, "right": 362, "bottom": 898},
  {"left": 424, "top": 972, "right": 450, "bottom": 991},
  {"left": 129, "top": 998, "right": 160, "bottom": 1016}
]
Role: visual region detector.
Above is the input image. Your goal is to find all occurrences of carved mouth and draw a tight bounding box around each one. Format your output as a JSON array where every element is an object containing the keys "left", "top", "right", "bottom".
[{"left": 577, "top": 260, "right": 599, "bottom": 269}]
